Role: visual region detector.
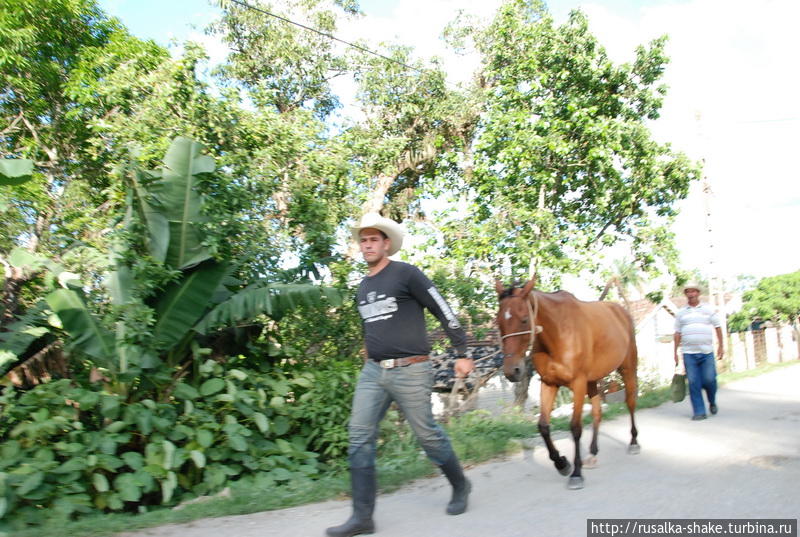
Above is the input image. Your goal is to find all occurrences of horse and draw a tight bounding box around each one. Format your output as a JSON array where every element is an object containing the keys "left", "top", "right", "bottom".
[{"left": 495, "top": 278, "right": 639, "bottom": 489}]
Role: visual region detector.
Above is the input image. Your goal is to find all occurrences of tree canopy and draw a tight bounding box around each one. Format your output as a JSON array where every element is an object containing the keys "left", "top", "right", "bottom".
[
  {"left": 429, "top": 0, "right": 699, "bottom": 288},
  {"left": 728, "top": 270, "right": 800, "bottom": 331}
]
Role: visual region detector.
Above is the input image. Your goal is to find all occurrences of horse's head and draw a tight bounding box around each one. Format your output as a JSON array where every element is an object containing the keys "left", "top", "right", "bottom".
[{"left": 495, "top": 278, "right": 537, "bottom": 382}]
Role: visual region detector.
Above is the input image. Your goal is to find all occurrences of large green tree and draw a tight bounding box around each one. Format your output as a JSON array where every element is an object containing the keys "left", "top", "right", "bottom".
[
  {"left": 729, "top": 270, "right": 800, "bottom": 334},
  {"left": 0, "top": 0, "right": 363, "bottom": 390},
  {"left": 207, "top": 0, "right": 359, "bottom": 272},
  {"left": 0, "top": 0, "right": 167, "bottom": 322},
  {"left": 345, "top": 46, "right": 479, "bottom": 222},
  {"left": 212, "top": 0, "right": 358, "bottom": 117},
  {"left": 433, "top": 0, "right": 699, "bottom": 287}
]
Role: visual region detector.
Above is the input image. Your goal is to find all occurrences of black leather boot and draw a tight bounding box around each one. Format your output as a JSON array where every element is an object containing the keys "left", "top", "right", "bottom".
[
  {"left": 439, "top": 454, "right": 471, "bottom": 515},
  {"left": 326, "top": 467, "right": 376, "bottom": 537}
]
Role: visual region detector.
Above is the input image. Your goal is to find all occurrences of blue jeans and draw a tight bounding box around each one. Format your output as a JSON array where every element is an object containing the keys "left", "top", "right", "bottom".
[
  {"left": 348, "top": 360, "right": 455, "bottom": 469},
  {"left": 683, "top": 352, "right": 717, "bottom": 416}
]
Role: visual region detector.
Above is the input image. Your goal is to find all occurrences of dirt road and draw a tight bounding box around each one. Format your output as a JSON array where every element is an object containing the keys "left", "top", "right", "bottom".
[{"left": 118, "top": 364, "right": 800, "bottom": 537}]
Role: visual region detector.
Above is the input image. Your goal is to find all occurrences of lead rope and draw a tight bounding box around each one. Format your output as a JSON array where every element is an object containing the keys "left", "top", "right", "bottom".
[
  {"left": 447, "top": 349, "right": 504, "bottom": 416},
  {"left": 447, "top": 291, "right": 542, "bottom": 417},
  {"left": 527, "top": 291, "right": 541, "bottom": 358}
]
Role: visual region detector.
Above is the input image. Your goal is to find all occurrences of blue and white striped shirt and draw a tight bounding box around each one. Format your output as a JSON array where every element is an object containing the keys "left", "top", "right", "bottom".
[{"left": 674, "top": 303, "right": 720, "bottom": 354}]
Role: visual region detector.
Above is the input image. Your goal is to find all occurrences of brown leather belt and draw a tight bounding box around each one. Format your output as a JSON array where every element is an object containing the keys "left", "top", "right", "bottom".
[{"left": 377, "top": 355, "right": 429, "bottom": 369}]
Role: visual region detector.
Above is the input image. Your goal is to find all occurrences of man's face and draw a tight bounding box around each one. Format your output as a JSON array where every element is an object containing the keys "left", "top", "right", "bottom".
[
  {"left": 359, "top": 228, "right": 390, "bottom": 264},
  {"left": 684, "top": 288, "right": 700, "bottom": 304}
]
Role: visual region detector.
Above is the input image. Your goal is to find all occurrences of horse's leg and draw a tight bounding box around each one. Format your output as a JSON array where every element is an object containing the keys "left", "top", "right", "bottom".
[
  {"left": 583, "top": 380, "right": 601, "bottom": 469},
  {"left": 538, "top": 381, "right": 571, "bottom": 476},
  {"left": 566, "top": 377, "right": 588, "bottom": 490},
  {"left": 619, "top": 361, "right": 640, "bottom": 454}
]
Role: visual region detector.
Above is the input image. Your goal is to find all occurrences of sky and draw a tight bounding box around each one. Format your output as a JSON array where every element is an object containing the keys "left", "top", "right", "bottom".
[{"left": 99, "top": 0, "right": 800, "bottom": 290}]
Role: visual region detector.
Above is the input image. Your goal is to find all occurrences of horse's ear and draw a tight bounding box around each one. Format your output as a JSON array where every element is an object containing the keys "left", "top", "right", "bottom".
[
  {"left": 494, "top": 279, "right": 505, "bottom": 296},
  {"left": 521, "top": 278, "right": 536, "bottom": 296}
]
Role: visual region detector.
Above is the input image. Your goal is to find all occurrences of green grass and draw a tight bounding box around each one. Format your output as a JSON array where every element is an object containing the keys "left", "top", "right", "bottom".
[
  {"left": 717, "top": 359, "right": 799, "bottom": 384},
  {"left": 11, "top": 360, "right": 798, "bottom": 537}
]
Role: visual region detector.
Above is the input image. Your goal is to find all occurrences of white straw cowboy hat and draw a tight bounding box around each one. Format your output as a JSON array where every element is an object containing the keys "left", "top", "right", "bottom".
[
  {"left": 351, "top": 213, "right": 405, "bottom": 256},
  {"left": 683, "top": 281, "right": 703, "bottom": 292}
]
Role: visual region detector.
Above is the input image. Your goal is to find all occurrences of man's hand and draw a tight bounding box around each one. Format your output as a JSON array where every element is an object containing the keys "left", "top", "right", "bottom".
[
  {"left": 454, "top": 357, "right": 474, "bottom": 378},
  {"left": 674, "top": 352, "right": 680, "bottom": 366},
  {"left": 717, "top": 345, "right": 724, "bottom": 360}
]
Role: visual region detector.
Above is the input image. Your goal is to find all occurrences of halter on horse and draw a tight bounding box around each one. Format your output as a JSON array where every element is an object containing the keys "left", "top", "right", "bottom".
[{"left": 495, "top": 278, "right": 640, "bottom": 489}]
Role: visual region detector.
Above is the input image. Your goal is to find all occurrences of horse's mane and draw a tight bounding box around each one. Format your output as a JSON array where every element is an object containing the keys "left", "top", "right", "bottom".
[
  {"left": 498, "top": 283, "right": 578, "bottom": 302},
  {"left": 498, "top": 281, "right": 527, "bottom": 300}
]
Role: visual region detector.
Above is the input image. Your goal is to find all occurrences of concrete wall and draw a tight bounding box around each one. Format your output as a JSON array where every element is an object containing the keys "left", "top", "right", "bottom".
[
  {"left": 635, "top": 307, "right": 675, "bottom": 384},
  {"left": 729, "top": 332, "right": 751, "bottom": 372},
  {"left": 765, "top": 326, "right": 781, "bottom": 364},
  {"left": 778, "top": 325, "right": 799, "bottom": 361}
]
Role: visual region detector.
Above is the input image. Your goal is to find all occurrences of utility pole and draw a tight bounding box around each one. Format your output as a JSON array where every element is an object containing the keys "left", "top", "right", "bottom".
[{"left": 696, "top": 113, "right": 728, "bottom": 342}]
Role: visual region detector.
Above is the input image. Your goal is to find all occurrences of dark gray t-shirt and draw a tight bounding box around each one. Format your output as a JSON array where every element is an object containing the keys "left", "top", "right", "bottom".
[{"left": 356, "top": 261, "right": 467, "bottom": 361}]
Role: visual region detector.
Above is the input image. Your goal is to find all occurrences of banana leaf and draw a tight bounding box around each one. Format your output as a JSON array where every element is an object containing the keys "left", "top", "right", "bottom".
[
  {"left": 152, "top": 261, "right": 229, "bottom": 347},
  {"left": 45, "top": 289, "right": 114, "bottom": 366},
  {"left": 0, "top": 158, "right": 33, "bottom": 185},
  {"left": 131, "top": 168, "right": 169, "bottom": 263},
  {"left": 107, "top": 264, "right": 134, "bottom": 306},
  {"left": 149, "top": 137, "right": 215, "bottom": 269},
  {"left": 8, "top": 247, "right": 64, "bottom": 275},
  {"left": 0, "top": 302, "right": 51, "bottom": 374},
  {"left": 106, "top": 190, "right": 141, "bottom": 305},
  {"left": 194, "top": 283, "right": 344, "bottom": 334}
]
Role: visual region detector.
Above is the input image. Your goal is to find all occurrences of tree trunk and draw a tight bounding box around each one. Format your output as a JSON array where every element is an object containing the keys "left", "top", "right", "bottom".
[
  {"left": 363, "top": 173, "right": 395, "bottom": 215},
  {"left": 598, "top": 280, "right": 614, "bottom": 301},
  {"left": 1, "top": 265, "right": 26, "bottom": 325},
  {"left": 616, "top": 281, "right": 631, "bottom": 310}
]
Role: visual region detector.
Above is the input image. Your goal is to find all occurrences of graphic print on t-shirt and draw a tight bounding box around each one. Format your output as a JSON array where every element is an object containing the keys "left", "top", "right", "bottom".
[
  {"left": 358, "top": 291, "right": 398, "bottom": 323},
  {"left": 427, "top": 286, "right": 461, "bottom": 329}
]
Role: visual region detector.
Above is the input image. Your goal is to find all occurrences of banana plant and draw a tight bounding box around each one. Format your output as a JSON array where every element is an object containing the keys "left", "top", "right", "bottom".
[{"left": 42, "top": 137, "right": 342, "bottom": 396}]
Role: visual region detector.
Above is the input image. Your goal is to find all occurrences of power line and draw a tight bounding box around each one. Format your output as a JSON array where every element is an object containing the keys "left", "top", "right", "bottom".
[{"left": 224, "top": 0, "right": 427, "bottom": 76}]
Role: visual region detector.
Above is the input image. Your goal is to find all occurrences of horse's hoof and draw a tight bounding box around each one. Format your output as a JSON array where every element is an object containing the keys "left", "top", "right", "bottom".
[
  {"left": 557, "top": 462, "right": 572, "bottom": 476},
  {"left": 628, "top": 444, "right": 641, "bottom": 455},
  {"left": 583, "top": 455, "right": 598, "bottom": 469},
  {"left": 567, "top": 476, "right": 584, "bottom": 490}
]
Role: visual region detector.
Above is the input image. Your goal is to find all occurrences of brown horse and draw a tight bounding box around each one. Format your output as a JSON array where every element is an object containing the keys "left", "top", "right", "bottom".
[{"left": 495, "top": 278, "right": 639, "bottom": 489}]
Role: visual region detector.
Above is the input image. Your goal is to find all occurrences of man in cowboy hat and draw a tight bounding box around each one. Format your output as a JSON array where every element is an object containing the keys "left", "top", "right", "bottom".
[
  {"left": 326, "top": 213, "right": 475, "bottom": 537},
  {"left": 673, "top": 281, "right": 724, "bottom": 421}
]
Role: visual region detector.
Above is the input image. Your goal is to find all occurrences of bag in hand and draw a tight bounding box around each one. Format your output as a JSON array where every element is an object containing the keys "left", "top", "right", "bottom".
[{"left": 670, "top": 373, "right": 686, "bottom": 402}]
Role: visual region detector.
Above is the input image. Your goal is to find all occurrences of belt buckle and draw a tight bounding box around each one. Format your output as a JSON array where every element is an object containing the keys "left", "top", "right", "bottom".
[{"left": 380, "top": 359, "right": 396, "bottom": 369}]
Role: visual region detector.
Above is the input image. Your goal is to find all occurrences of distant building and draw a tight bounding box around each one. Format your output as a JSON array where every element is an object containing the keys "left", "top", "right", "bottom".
[{"left": 627, "top": 298, "right": 680, "bottom": 384}]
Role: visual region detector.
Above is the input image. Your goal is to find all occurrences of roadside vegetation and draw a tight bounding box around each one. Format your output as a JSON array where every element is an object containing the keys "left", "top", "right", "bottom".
[{"left": 11, "top": 360, "right": 800, "bottom": 537}]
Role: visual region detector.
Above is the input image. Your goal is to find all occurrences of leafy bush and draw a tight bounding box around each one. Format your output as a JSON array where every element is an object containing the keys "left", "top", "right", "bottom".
[
  {"left": 292, "top": 359, "right": 361, "bottom": 461},
  {"left": 0, "top": 357, "right": 359, "bottom": 531}
]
